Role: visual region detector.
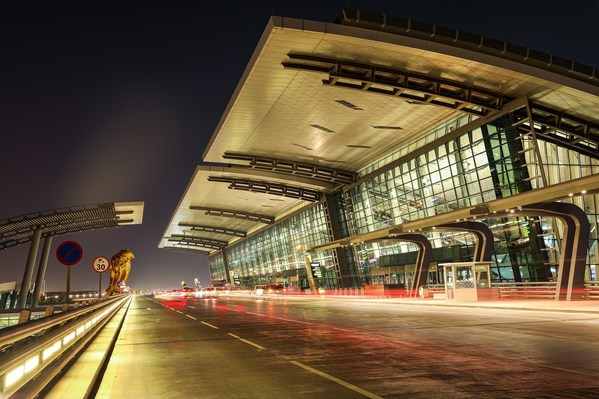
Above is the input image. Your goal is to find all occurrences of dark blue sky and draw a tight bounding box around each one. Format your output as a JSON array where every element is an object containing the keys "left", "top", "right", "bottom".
[{"left": 1, "top": 0, "right": 598, "bottom": 292}]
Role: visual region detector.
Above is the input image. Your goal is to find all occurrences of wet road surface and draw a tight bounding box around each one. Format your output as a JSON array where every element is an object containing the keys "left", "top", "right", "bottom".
[{"left": 95, "top": 295, "right": 599, "bottom": 398}]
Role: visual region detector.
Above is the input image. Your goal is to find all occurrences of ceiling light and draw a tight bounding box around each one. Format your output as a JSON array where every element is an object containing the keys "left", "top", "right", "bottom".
[
  {"left": 292, "top": 143, "right": 313, "bottom": 151},
  {"left": 335, "top": 99, "right": 363, "bottom": 110},
  {"left": 372, "top": 125, "right": 403, "bottom": 130},
  {"left": 310, "top": 124, "right": 335, "bottom": 133}
]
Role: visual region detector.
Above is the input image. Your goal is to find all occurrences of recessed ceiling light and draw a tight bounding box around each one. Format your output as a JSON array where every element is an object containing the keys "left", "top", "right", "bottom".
[
  {"left": 335, "top": 99, "right": 363, "bottom": 110},
  {"left": 292, "top": 143, "right": 314, "bottom": 151},
  {"left": 269, "top": 198, "right": 285, "bottom": 202},
  {"left": 372, "top": 125, "right": 403, "bottom": 130},
  {"left": 346, "top": 144, "right": 372, "bottom": 149},
  {"left": 310, "top": 124, "right": 335, "bottom": 133}
]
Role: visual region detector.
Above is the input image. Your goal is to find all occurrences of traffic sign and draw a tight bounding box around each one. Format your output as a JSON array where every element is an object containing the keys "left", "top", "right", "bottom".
[
  {"left": 56, "top": 241, "right": 83, "bottom": 266},
  {"left": 92, "top": 256, "right": 110, "bottom": 273}
]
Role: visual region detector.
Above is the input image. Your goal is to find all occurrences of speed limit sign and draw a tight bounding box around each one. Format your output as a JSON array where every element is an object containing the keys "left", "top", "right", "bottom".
[{"left": 92, "top": 256, "right": 110, "bottom": 273}]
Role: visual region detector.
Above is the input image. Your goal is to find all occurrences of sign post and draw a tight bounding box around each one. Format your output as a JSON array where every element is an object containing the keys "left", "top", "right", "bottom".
[
  {"left": 56, "top": 241, "right": 83, "bottom": 303},
  {"left": 92, "top": 256, "right": 110, "bottom": 299}
]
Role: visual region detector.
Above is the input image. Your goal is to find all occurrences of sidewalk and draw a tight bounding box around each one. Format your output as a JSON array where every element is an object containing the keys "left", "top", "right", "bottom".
[{"left": 324, "top": 294, "right": 599, "bottom": 314}]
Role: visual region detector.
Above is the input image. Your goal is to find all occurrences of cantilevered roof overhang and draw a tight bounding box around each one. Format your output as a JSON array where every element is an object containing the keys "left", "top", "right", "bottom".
[
  {"left": 0, "top": 202, "right": 144, "bottom": 250},
  {"left": 159, "top": 164, "right": 334, "bottom": 252},
  {"left": 161, "top": 9, "right": 599, "bottom": 255}
]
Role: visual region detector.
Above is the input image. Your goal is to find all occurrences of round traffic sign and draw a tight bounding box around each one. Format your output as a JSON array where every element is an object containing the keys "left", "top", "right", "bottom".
[
  {"left": 92, "top": 256, "right": 110, "bottom": 273},
  {"left": 56, "top": 241, "right": 83, "bottom": 266}
]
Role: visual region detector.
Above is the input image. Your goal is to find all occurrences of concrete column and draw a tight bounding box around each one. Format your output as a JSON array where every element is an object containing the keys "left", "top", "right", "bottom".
[
  {"left": 18, "top": 228, "right": 42, "bottom": 309},
  {"left": 32, "top": 236, "right": 53, "bottom": 308}
]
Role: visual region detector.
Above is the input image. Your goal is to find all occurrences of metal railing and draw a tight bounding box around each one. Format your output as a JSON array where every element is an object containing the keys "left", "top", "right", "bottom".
[
  {"left": 0, "top": 294, "right": 131, "bottom": 398},
  {"left": 492, "top": 282, "right": 558, "bottom": 299},
  {"left": 584, "top": 281, "right": 599, "bottom": 300}
]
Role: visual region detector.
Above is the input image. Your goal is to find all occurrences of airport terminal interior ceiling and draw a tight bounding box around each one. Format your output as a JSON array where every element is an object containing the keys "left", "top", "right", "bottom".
[{"left": 157, "top": 10, "right": 599, "bottom": 290}]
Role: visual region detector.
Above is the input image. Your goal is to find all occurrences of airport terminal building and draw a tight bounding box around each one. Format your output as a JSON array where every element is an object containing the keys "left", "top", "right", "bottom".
[{"left": 160, "top": 10, "right": 599, "bottom": 300}]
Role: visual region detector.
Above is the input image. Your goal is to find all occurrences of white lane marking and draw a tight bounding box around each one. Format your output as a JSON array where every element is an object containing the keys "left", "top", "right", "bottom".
[
  {"left": 187, "top": 306, "right": 195, "bottom": 309},
  {"left": 562, "top": 319, "right": 599, "bottom": 324},
  {"left": 176, "top": 310, "right": 184, "bottom": 314},
  {"left": 246, "top": 312, "right": 266, "bottom": 317},
  {"left": 290, "top": 361, "right": 382, "bottom": 399},
  {"left": 201, "top": 321, "right": 219, "bottom": 329},
  {"left": 227, "top": 333, "right": 266, "bottom": 350},
  {"left": 275, "top": 317, "right": 311, "bottom": 324},
  {"left": 186, "top": 315, "right": 197, "bottom": 320}
]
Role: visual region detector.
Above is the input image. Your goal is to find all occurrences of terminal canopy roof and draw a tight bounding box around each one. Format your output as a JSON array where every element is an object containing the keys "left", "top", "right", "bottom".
[
  {"left": 0, "top": 202, "right": 144, "bottom": 250},
  {"left": 160, "top": 9, "right": 599, "bottom": 255}
]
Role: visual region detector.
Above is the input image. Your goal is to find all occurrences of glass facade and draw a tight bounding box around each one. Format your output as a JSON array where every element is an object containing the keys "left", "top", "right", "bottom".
[
  {"left": 215, "top": 203, "right": 332, "bottom": 289},
  {"left": 209, "top": 103, "right": 599, "bottom": 289}
]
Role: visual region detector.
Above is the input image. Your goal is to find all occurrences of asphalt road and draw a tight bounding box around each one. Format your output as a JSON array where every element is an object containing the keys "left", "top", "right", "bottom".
[{"left": 95, "top": 295, "right": 599, "bottom": 398}]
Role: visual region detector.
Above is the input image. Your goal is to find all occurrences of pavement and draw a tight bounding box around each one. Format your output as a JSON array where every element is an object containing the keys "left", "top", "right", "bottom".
[
  {"left": 260, "top": 292, "right": 599, "bottom": 314},
  {"left": 40, "top": 294, "right": 599, "bottom": 398}
]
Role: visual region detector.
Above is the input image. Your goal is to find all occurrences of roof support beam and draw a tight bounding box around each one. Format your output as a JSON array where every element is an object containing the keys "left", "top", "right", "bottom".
[
  {"left": 177, "top": 222, "right": 246, "bottom": 237},
  {"left": 168, "top": 234, "right": 228, "bottom": 248},
  {"left": 208, "top": 176, "right": 321, "bottom": 202},
  {"left": 283, "top": 53, "right": 507, "bottom": 117},
  {"left": 189, "top": 206, "right": 274, "bottom": 224},
  {"left": 167, "top": 240, "right": 223, "bottom": 251},
  {"left": 222, "top": 152, "right": 356, "bottom": 185}
]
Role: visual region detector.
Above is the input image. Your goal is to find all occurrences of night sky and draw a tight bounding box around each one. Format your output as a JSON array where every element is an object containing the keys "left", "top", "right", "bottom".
[{"left": 1, "top": 0, "right": 598, "bottom": 292}]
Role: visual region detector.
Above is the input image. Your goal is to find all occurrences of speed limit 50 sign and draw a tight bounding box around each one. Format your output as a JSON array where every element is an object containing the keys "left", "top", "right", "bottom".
[{"left": 92, "top": 256, "right": 110, "bottom": 273}]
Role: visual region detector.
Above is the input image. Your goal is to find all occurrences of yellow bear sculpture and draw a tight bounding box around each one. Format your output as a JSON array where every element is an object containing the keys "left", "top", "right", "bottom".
[{"left": 105, "top": 249, "right": 135, "bottom": 297}]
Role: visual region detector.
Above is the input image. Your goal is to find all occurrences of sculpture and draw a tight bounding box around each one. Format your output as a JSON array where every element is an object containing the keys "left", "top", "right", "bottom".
[{"left": 105, "top": 249, "right": 135, "bottom": 297}]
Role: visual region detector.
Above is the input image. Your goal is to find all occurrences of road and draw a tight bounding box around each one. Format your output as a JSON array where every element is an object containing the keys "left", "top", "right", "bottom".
[{"left": 95, "top": 295, "right": 599, "bottom": 398}]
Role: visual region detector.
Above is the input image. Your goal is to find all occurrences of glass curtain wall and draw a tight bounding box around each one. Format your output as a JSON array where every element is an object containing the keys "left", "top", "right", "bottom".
[
  {"left": 346, "top": 112, "right": 561, "bottom": 285},
  {"left": 527, "top": 139, "right": 599, "bottom": 281},
  {"left": 212, "top": 203, "right": 332, "bottom": 289},
  {"left": 209, "top": 252, "right": 226, "bottom": 285}
]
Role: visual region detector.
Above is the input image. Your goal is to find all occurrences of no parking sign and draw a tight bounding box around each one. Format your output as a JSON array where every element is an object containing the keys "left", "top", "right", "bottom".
[{"left": 56, "top": 241, "right": 83, "bottom": 266}]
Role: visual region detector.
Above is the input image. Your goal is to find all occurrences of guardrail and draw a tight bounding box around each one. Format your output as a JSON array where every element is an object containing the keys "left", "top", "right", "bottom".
[
  {"left": 0, "top": 294, "right": 131, "bottom": 398},
  {"left": 584, "top": 281, "right": 599, "bottom": 299},
  {"left": 492, "top": 282, "right": 558, "bottom": 299}
]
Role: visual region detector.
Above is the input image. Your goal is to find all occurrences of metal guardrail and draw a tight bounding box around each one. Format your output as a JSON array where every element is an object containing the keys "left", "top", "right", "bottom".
[
  {"left": 0, "top": 294, "right": 131, "bottom": 398},
  {"left": 492, "top": 282, "right": 558, "bottom": 299},
  {"left": 584, "top": 281, "right": 599, "bottom": 299}
]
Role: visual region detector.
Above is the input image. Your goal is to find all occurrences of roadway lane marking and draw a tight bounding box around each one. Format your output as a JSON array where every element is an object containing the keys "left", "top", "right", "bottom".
[
  {"left": 246, "top": 312, "right": 266, "bottom": 317},
  {"left": 201, "top": 321, "right": 219, "bottom": 329},
  {"left": 290, "top": 361, "right": 382, "bottom": 399},
  {"left": 176, "top": 310, "right": 184, "bottom": 314},
  {"left": 275, "top": 317, "right": 310, "bottom": 324},
  {"left": 186, "top": 315, "right": 197, "bottom": 320},
  {"left": 227, "top": 333, "right": 266, "bottom": 350},
  {"left": 187, "top": 306, "right": 195, "bottom": 309},
  {"left": 563, "top": 319, "right": 599, "bottom": 324}
]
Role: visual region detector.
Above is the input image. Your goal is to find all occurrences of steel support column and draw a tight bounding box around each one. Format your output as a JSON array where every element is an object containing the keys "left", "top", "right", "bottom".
[
  {"left": 31, "top": 236, "right": 52, "bottom": 308},
  {"left": 17, "top": 228, "right": 42, "bottom": 309}
]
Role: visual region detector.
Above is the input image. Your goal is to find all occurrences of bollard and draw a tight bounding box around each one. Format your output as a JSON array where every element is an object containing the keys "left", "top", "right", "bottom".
[{"left": 18, "top": 309, "right": 32, "bottom": 324}]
